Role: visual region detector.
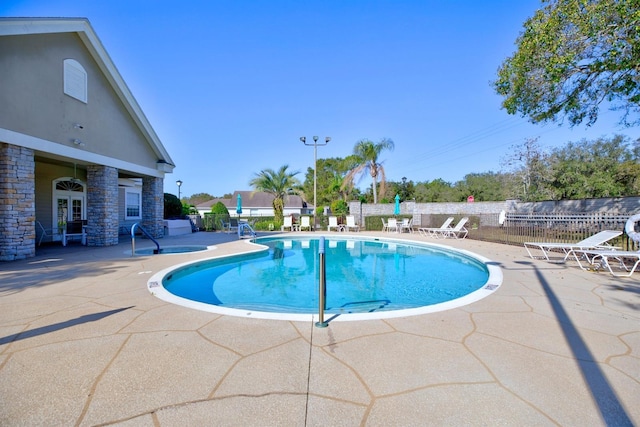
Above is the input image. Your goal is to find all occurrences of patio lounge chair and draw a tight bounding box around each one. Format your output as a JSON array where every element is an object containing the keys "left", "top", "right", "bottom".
[
  {"left": 346, "top": 215, "right": 360, "bottom": 232},
  {"left": 300, "top": 216, "right": 312, "bottom": 231},
  {"left": 381, "top": 218, "right": 388, "bottom": 232},
  {"left": 327, "top": 216, "right": 339, "bottom": 231},
  {"left": 567, "top": 248, "right": 640, "bottom": 277},
  {"left": 387, "top": 218, "right": 398, "bottom": 233},
  {"left": 524, "top": 230, "right": 622, "bottom": 261},
  {"left": 431, "top": 217, "right": 469, "bottom": 239},
  {"left": 281, "top": 216, "right": 293, "bottom": 231},
  {"left": 419, "top": 217, "right": 454, "bottom": 237}
]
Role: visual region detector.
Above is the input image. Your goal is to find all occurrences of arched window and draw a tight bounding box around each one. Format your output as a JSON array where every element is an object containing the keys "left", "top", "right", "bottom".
[
  {"left": 63, "top": 59, "right": 87, "bottom": 103},
  {"left": 55, "top": 179, "right": 84, "bottom": 192}
]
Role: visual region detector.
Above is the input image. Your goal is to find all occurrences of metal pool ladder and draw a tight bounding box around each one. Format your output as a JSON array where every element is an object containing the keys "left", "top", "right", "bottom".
[
  {"left": 238, "top": 221, "right": 256, "bottom": 239},
  {"left": 131, "top": 223, "right": 161, "bottom": 255}
]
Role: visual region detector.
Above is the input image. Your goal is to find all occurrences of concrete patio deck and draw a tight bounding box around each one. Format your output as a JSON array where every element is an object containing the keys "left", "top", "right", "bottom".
[{"left": 0, "top": 230, "right": 638, "bottom": 426}]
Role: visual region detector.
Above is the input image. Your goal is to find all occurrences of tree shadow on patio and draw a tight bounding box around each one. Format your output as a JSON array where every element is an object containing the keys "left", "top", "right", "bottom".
[{"left": 515, "top": 260, "right": 633, "bottom": 426}]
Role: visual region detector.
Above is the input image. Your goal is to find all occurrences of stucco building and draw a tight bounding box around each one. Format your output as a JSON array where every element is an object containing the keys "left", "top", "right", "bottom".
[{"left": 0, "top": 18, "right": 175, "bottom": 260}]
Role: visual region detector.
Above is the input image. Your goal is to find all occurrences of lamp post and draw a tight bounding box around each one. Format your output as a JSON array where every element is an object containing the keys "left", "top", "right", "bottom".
[
  {"left": 301, "top": 136, "right": 330, "bottom": 229},
  {"left": 401, "top": 176, "right": 407, "bottom": 201},
  {"left": 176, "top": 179, "right": 182, "bottom": 200}
]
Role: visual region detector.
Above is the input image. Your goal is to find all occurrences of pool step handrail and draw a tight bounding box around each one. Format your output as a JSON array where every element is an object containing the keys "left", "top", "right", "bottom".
[
  {"left": 131, "top": 223, "right": 161, "bottom": 255},
  {"left": 238, "top": 221, "right": 256, "bottom": 239}
]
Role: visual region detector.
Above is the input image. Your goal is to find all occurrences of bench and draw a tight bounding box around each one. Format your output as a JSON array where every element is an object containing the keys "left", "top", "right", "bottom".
[{"left": 62, "top": 220, "right": 87, "bottom": 246}]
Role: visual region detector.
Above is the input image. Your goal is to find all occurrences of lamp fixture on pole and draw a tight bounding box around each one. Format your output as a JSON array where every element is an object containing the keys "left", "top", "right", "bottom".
[
  {"left": 176, "top": 179, "right": 183, "bottom": 200},
  {"left": 300, "top": 136, "right": 330, "bottom": 228}
]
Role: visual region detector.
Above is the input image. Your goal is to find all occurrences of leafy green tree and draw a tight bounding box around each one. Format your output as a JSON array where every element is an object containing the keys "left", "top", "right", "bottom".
[
  {"left": 249, "top": 165, "right": 301, "bottom": 224},
  {"left": 456, "top": 172, "right": 510, "bottom": 201},
  {"left": 413, "top": 179, "right": 461, "bottom": 202},
  {"left": 330, "top": 199, "right": 349, "bottom": 217},
  {"left": 546, "top": 135, "right": 636, "bottom": 198},
  {"left": 494, "top": 0, "right": 640, "bottom": 127},
  {"left": 342, "top": 138, "right": 395, "bottom": 203},
  {"left": 185, "top": 193, "right": 215, "bottom": 206},
  {"left": 302, "top": 156, "right": 363, "bottom": 209}
]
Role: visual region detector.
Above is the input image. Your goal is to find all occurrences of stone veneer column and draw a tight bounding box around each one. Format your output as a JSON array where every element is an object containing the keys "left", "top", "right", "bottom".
[
  {"left": 86, "top": 165, "right": 119, "bottom": 246},
  {"left": 142, "top": 176, "right": 164, "bottom": 238},
  {"left": 0, "top": 143, "right": 35, "bottom": 261}
]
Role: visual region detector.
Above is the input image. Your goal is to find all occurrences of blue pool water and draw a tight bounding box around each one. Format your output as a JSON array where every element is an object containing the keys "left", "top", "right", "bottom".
[{"left": 160, "top": 237, "right": 491, "bottom": 315}]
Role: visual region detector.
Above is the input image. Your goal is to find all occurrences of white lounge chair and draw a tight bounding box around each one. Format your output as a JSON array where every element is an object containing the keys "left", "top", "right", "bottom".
[
  {"left": 418, "top": 217, "right": 454, "bottom": 237},
  {"left": 400, "top": 218, "right": 413, "bottom": 233},
  {"left": 568, "top": 248, "right": 640, "bottom": 277},
  {"left": 524, "top": 230, "right": 622, "bottom": 261},
  {"left": 381, "top": 218, "right": 388, "bottom": 232},
  {"left": 327, "top": 216, "right": 339, "bottom": 232},
  {"left": 300, "top": 216, "right": 312, "bottom": 231},
  {"left": 431, "top": 217, "right": 469, "bottom": 239},
  {"left": 387, "top": 218, "right": 398, "bottom": 233},
  {"left": 281, "top": 216, "right": 293, "bottom": 231},
  {"left": 346, "top": 215, "right": 360, "bottom": 232}
]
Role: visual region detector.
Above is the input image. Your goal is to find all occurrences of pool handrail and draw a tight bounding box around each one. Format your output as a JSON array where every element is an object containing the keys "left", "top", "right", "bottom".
[
  {"left": 238, "top": 221, "right": 257, "bottom": 239},
  {"left": 131, "top": 223, "right": 161, "bottom": 255}
]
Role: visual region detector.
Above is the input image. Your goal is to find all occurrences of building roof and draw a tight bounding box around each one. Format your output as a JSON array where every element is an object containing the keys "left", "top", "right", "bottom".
[
  {"left": 0, "top": 17, "right": 175, "bottom": 172},
  {"left": 196, "top": 191, "right": 309, "bottom": 210}
]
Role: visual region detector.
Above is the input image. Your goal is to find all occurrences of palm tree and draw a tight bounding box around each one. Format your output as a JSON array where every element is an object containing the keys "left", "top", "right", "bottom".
[
  {"left": 249, "top": 165, "right": 301, "bottom": 224},
  {"left": 342, "top": 138, "right": 395, "bottom": 204}
]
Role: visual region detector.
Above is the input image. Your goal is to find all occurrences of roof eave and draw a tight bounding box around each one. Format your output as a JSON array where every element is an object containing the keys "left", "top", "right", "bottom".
[{"left": 0, "top": 18, "right": 175, "bottom": 168}]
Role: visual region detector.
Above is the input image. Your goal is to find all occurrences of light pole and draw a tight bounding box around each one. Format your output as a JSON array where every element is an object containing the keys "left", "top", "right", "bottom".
[
  {"left": 401, "top": 176, "right": 407, "bottom": 201},
  {"left": 176, "top": 179, "right": 182, "bottom": 200},
  {"left": 300, "top": 136, "right": 330, "bottom": 228}
]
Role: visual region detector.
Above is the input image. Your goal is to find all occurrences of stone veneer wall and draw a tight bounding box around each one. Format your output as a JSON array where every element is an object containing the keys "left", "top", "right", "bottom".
[
  {"left": 87, "top": 165, "right": 119, "bottom": 246},
  {"left": 349, "top": 196, "right": 640, "bottom": 229},
  {"left": 0, "top": 143, "right": 35, "bottom": 260},
  {"left": 142, "top": 176, "right": 164, "bottom": 238}
]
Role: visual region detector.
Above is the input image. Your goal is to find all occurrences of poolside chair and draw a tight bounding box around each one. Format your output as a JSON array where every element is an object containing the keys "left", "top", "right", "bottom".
[
  {"left": 300, "top": 216, "right": 312, "bottom": 231},
  {"left": 387, "top": 218, "right": 399, "bottom": 233},
  {"left": 418, "top": 217, "right": 454, "bottom": 238},
  {"left": 524, "top": 229, "right": 622, "bottom": 261},
  {"left": 327, "top": 216, "right": 339, "bottom": 232},
  {"left": 568, "top": 248, "right": 640, "bottom": 277},
  {"left": 400, "top": 218, "right": 413, "bottom": 233},
  {"left": 346, "top": 215, "right": 360, "bottom": 232},
  {"left": 36, "top": 220, "right": 52, "bottom": 246},
  {"left": 381, "top": 218, "right": 388, "bottom": 232},
  {"left": 281, "top": 216, "right": 293, "bottom": 231},
  {"left": 226, "top": 218, "right": 239, "bottom": 234},
  {"left": 431, "top": 217, "right": 469, "bottom": 239}
]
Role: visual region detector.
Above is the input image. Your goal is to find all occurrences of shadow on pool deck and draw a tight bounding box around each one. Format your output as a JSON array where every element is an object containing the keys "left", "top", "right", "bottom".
[{"left": 0, "top": 231, "right": 638, "bottom": 425}]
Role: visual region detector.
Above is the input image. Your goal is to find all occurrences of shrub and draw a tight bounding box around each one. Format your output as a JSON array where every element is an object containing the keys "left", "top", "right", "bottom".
[
  {"left": 164, "top": 193, "right": 182, "bottom": 219},
  {"left": 252, "top": 219, "right": 276, "bottom": 231},
  {"left": 331, "top": 200, "right": 348, "bottom": 217},
  {"left": 210, "top": 202, "right": 230, "bottom": 215}
]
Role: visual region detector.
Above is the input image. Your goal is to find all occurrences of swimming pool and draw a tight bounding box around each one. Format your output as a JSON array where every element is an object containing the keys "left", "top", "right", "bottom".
[{"left": 148, "top": 236, "right": 502, "bottom": 321}]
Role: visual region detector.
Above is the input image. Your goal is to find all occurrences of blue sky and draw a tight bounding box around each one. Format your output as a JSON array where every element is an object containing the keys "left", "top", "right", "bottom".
[{"left": 2, "top": 1, "right": 630, "bottom": 198}]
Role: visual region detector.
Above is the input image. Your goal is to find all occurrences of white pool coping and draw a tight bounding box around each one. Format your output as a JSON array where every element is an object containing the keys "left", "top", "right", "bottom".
[{"left": 147, "top": 235, "right": 503, "bottom": 322}]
